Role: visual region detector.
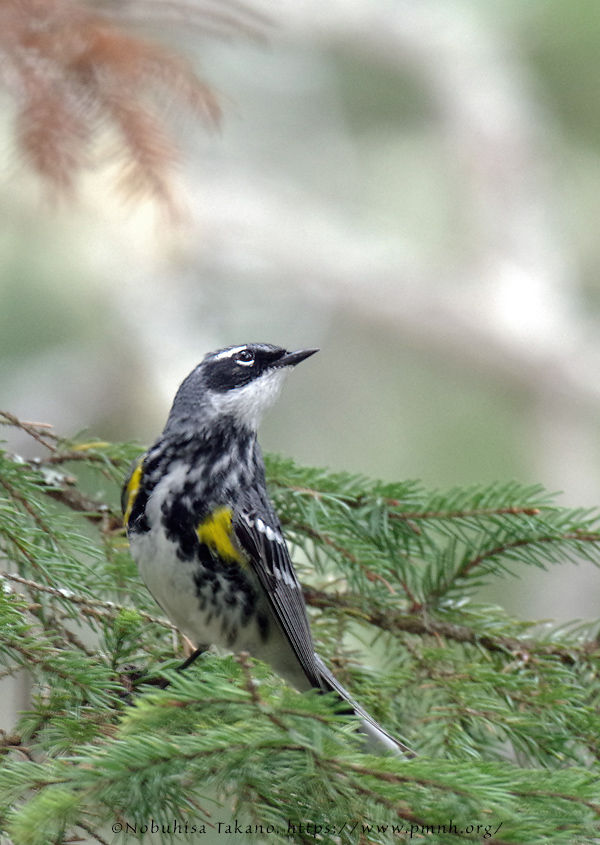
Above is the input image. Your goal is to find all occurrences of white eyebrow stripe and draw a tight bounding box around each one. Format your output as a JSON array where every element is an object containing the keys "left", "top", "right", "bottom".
[{"left": 211, "top": 346, "right": 246, "bottom": 361}]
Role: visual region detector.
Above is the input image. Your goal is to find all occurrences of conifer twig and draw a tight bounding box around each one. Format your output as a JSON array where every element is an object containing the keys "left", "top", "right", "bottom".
[
  {"left": 303, "top": 587, "right": 598, "bottom": 667},
  {"left": 272, "top": 480, "right": 541, "bottom": 520},
  {"left": 76, "top": 822, "right": 112, "bottom": 845},
  {"left": 0, "top": 0, "right": 262, "bottom": 209},
  {"left": 0, "top": 410, "right": 57, "bottom": 451},
  {"left": 236, "top": 652, "right": 289, "bottom": 734},
  {"left": 0, "top": 571, "right": 176, "bottom": 631},
  {"left": 459, "top": 533, "right": 600, "bottom": 580}
]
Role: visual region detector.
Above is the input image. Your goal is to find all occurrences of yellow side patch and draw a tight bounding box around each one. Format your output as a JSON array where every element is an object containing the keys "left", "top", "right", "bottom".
[
  {"left": 123, "top": 458, "right": 144, "bottom": 526},
  {"left": 197, "top": 507, "right": 244, "bottom": 564}
]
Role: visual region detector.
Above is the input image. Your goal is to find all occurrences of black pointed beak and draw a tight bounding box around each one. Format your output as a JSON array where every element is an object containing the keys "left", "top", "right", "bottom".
[{"left": 273, "top": 348, "right": 319, "bottom": 368}]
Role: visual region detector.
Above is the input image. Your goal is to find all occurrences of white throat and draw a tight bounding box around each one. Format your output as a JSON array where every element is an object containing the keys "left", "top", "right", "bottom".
[{"left": 208, "top": 369, "right": 288, "bottom": 430}]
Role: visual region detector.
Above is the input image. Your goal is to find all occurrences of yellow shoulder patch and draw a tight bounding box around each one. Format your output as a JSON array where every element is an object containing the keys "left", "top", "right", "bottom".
[
  {"left": 197, "top": 507, "right": 244, "bottom": 564},
  {"left": 123, "top": 457, "right": 144, "bottom": 526}
]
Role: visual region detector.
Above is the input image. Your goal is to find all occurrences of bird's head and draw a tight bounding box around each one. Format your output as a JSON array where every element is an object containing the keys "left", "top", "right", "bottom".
[{"left": 164, "top": 343, "right": 318, "bottom": 434}]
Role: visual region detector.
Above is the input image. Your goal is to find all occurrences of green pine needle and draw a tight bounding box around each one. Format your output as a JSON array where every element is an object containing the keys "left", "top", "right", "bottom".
[{"left": 0, "top": 419, "right": 600, "bottom": 843}]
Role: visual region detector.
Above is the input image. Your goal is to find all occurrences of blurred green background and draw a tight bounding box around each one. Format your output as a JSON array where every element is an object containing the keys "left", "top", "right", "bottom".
[{"left": 2, "top": 0, "right": 600, "bottom": 621}]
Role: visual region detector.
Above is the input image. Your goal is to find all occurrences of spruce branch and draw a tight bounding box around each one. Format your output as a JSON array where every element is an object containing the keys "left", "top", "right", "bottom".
[
  {"left": 2, "top": 422, "right": 600, "bottom": 841},
  {"left": 303, "top": 587, "right": 599, "bottom": 667},
  {"left": 1, "top": 571, "right": 176, "bottom": 632},
  {"left": 0, "top": 411, "right": 58, "bottom": 452}
]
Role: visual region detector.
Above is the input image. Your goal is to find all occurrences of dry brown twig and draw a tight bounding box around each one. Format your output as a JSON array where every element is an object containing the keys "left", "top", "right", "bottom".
[
  {"left": 88, "top": 0, "right": 271, "bottom": 41},
  {"left": 0, "top": 0, "right": 264, "bottom": 210}
]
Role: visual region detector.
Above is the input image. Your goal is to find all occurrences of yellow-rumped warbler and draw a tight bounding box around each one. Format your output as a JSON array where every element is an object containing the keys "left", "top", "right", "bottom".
[{"left": 122, "top": 343, "right": 411, "bottom": 756}]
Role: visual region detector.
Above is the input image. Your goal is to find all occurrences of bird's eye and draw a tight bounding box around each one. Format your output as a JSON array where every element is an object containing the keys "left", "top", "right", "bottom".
[{"left": 236, "top": 349, "right": 255, "bottom": 365}]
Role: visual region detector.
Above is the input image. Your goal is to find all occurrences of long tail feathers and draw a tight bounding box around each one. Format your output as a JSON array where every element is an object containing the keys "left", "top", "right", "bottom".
[{"left": 314, "top": 656, "right": 415, "bottom": 758}]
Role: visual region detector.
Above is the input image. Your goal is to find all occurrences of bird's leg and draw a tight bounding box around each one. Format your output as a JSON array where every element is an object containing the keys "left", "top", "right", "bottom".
[{"left": 176, "top": 645, "right": 209, "bottom": 673}]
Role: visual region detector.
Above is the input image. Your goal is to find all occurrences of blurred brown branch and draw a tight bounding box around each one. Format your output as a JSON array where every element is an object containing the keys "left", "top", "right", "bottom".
[
  {"left": 0, "top": 0, "right": 263, "bottom": 210},
  {"left": 88, "top": 0, "right": 271, "bottom": 40}
]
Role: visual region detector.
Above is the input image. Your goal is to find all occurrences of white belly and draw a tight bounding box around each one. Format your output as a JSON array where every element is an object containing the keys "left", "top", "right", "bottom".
[{"left": 128, "top": 529, "right": 309, "bottom": 692}]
